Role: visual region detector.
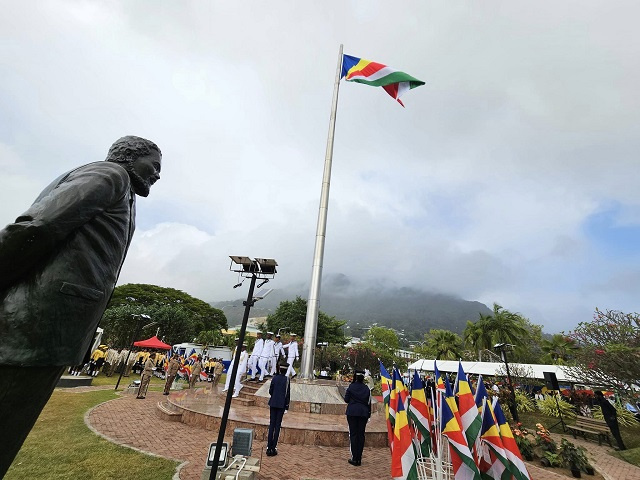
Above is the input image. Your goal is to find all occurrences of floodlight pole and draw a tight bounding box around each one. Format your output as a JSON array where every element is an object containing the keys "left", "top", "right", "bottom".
[
  {"left": 497, "top": 345, "right": 519, "bottom": 422},
  {"left": 209, "top": 274, "right": 257, "bottom": 480},
  {"left": 300, "top": 44, "right": 344, "bottom": 380}
]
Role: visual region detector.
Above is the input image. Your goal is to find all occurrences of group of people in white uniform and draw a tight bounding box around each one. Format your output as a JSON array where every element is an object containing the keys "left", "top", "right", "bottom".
[{"left": 222, "top": 331, "right": 299, "bottom": 397}]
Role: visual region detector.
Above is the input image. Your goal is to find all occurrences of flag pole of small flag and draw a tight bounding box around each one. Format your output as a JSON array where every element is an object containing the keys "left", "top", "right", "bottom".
[{"left": 341, "top": 54, "right": 425, "bottom": 106}]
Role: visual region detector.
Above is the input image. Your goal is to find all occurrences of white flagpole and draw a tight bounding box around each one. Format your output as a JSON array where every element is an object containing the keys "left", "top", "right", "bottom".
[{"left": 299, "top": 44, "right": 344, "bottom": 379}]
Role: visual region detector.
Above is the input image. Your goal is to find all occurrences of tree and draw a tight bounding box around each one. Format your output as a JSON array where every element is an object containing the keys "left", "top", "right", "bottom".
[
  {"left": 566, "top": 309, "right": 640, "bottom": 393},
  {"left": 100, "top": 303, "right": 198, "bottom": 347},
  {"left": 363, "top": 326, "right": 400, "bottom": 357},
  {"left": 101, "top": 284, "right": 227, "bottom": 346},
  {"left": 265, "top": 296, "right": 347, "bottom": 345},
  {"left": 108, "top": 283, "right": 227, "bottom": 332},
  {"left": 541, "top": 334, "right": 579, "bottom": 364},
  {"left": 462, "top": 303, "right": 532, "bottom": 362},
  {"left": 421, "top": 329, "right": 463, "bottom": 360}
]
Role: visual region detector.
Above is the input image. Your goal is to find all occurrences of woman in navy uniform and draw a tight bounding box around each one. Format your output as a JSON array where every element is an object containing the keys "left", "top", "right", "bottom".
[{"left": 344, "top": 370, "right": 371, "bottom": 466}]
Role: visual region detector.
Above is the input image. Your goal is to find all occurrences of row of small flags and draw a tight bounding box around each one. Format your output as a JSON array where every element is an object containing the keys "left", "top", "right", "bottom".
[{"left": 380, "top": 360, "right": 531, "bottom": 480}]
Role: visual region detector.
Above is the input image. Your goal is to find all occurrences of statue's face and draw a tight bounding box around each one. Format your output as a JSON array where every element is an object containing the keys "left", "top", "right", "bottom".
[{"left": 128, "top": 150, "right": 162, "bottom": 197}]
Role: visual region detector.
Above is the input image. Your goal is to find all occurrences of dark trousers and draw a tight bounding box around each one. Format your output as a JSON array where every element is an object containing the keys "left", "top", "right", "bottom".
[
  {"left": 605, "top": 416, "right": 626, "bottom": 450},
  {"left": 347, "top": 415, "right": 368, "bottom": 462},
  {"left": 268, "top": 407, "right": 285, "bottom": 450},
  {"left": 0, "top": 365, "right": 65, "bottom": 478}
]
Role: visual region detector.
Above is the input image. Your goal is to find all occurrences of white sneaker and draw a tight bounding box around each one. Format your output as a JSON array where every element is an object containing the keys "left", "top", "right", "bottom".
[{"left": 232, "top": 393, "right": 239, "bottom": 398}]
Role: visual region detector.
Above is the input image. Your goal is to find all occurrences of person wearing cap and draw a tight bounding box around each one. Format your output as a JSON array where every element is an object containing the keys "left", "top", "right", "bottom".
[
  {"left": 283, "top": 333, "right": 299, "bottom": 378},
  {"left": 344, "top": 369, "right": 371, "bottom": 466},
  {"left": 233, "top": 344, "right": 249, "bottom": 397},
  {"left": 222, "top": 339, "right": 240, "bottom": 393},
  {"left": 267, "top": 364, "right": 290, "bottom": 456},
  {"left": 136, "top": 352, "right": 156, "bottom": 399},
  {"left": 270, "top": 334, "right": 284, "bottom": 376},
  {"left": 212, "top": 357, "right": 224, "bottom": 387},
  {"left": 163, "top": 353, "right": 181, "bottom": 395},
  {"left": 248, "top": 332, "right": 264, "bottom": 381},
  {"left": 189, "top": 354, "right": 203, "bottom": 389},
  {"left": 258, "top": 332, "right": 275, "bottom": 382}
]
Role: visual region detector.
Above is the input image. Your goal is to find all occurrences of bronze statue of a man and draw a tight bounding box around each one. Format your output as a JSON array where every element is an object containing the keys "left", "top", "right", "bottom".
[{"left": 0, "top": 136, "right": 161, "bottom": 476}]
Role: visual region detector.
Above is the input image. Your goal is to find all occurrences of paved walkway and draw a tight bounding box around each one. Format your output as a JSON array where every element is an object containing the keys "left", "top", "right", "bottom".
[{"left": 83, "top": 389, "right": 640, "bottom": 480}]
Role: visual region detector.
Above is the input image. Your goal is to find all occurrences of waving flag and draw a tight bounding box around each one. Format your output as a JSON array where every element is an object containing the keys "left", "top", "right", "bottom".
[
  {"left": 392, "top": 392, "right": 419, "bottom": 480},
  {"left": 493, "top": 401, "right": 531, "bottom": 480},
  {"left": 341, "top": 54, "right": 424, "bottom": 106},
  {"left": 456, "top": 362, "right": 482, "bottom": 449},
  {"left": 440, "top": 387, "right": 482, "bottom": 480},
  {"left": 409, "top": 372, "right": 432, "bottom": 457}
]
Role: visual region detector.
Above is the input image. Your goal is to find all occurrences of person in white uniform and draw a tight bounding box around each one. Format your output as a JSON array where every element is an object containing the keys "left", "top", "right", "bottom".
[
  {"left": 222, "top": 339, "right": 239, "bottom": 393},
  {"left": 233, "top": 345, "right": 249, "bottom": 397},
  {"left": 258, "top": 332, "right": 275, "bottom": 382},
  {"left": 248, "top": 332, "right": 264, "bottom": 380},
  {"left": 283, "top": 333, "right": 299, "bottom": 378},
  {"left": 270, "top": 334, "right": 284, "bottom": 376}
]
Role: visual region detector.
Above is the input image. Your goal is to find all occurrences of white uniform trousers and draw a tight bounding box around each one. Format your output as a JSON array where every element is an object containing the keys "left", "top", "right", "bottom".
[{"left": 286, "top": 358, "right": 296, "bottom": 377}]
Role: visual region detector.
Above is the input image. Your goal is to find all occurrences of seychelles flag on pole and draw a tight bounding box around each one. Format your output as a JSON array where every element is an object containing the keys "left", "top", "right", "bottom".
[
  {"left": 493, "top": 401, "right": 531, "bottom": 480},
  {"left": 341, "top": 54, "right": 425, "bottom": 106},
  {"left": 456, "top": 362, "right": 482, "bottom": 449},
  {"left": 391, "top": 392, "right": 419, "bottom": 480}
]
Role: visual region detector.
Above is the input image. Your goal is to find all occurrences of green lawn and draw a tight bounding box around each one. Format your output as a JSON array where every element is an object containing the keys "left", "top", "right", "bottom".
[{"left": 5, "top": 389, "right": 178, "bottom": 480}]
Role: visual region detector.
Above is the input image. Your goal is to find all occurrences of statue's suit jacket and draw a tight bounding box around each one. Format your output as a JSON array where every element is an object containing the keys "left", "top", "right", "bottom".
[{"left": 0, "top": 162, "right": 135, "bottom": 366}]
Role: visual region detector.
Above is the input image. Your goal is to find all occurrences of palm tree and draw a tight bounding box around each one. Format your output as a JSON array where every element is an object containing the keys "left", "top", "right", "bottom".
[
  {"left": 426, "top": 329, "right": 463, "bottom": 360},
  {"left": 541, "top": 334, "right": 579, "bottom": 364},
  {"left": 463, "top": 304, "right": 530, "bottom": 362},
  {"left": 463, "top": 316, "right": 494, "bottom": 361}
]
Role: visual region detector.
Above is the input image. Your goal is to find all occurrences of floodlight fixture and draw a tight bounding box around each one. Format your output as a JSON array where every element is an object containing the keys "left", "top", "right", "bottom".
[
  {"left": 255, "top": 257, "right": 278, "bottom": 275},
  {"left": 229, "top": 256, "right": 259, "bottom": 273}
]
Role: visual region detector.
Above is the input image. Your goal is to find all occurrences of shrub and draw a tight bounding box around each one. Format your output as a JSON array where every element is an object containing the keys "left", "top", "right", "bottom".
[
  {"left": 515, "top": 391, "right": 536, "bottom": 413},
  {"left": 536, "top": 395, "right": 577, "bottom": 419},
  {"left": 592, "top": 404, "right": 639, "bottom": 428}
]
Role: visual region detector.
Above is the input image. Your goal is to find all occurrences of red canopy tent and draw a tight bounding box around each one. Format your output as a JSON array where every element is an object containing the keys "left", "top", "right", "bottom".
[{"left": 133, "top": 335, "right": 171, "bottom": 350}]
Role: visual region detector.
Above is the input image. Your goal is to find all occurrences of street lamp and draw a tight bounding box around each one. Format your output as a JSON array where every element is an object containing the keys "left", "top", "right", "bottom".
[
  {"left": 114, "top": 314, "right": 155, "bottom": 390},
  {"left": 209, "top": 256, "right": 277, "bottom": 480},
  {"left": 494, "top": 342, "right": 519, "bottom": 422}
]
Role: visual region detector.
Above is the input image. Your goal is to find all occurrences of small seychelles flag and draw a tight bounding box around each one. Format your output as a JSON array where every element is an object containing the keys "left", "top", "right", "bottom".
[{"left": 341, "top": 54, "right": 425, "bottom": 106}]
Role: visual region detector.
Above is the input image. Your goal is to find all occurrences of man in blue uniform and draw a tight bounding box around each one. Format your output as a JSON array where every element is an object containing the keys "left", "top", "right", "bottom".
[
  {"left": 344, "top": 369, "right": 371, "bottom": 466},
  {"left": 267, "top": 364, "right": 290, "bottom": 456}
]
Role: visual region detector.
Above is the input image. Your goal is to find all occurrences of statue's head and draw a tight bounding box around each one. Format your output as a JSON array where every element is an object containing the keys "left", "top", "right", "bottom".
[{"left": 106, "top": 136, "right": 162, "bottom": 197}]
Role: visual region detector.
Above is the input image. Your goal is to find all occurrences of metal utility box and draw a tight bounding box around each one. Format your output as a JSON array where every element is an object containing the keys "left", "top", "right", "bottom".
[{"left": 232, "top": 428, "right": 253, "bottom": 456}]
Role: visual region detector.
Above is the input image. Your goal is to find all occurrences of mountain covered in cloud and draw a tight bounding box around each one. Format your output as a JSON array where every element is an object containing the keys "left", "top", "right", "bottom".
[{"left": 212, "top": 274, "right": 493, "bottom": 340}]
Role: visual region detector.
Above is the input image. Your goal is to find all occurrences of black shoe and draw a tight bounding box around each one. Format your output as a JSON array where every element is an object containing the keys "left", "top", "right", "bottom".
[
  {"left": 348, "top": 459, "right": 359, "bottom": 466},
  {"left": 163, "top": 392, "right": 169, "bottom": 395}
]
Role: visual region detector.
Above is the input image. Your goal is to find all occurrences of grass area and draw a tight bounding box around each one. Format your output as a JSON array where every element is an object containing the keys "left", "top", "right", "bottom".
[
  {"left": 5, "top": 389, "right": 178, "bottom": 480},
  {"left": 518, "top": 411, "right": 640, "bottom": 467}
]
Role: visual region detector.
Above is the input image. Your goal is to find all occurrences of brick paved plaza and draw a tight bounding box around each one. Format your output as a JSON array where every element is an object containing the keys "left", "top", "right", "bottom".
[{"left": 84, "top": 388, "right": 640, "bottom": 480}]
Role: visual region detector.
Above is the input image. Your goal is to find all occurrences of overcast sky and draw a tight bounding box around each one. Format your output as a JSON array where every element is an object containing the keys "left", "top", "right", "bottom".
[{"left": 2, "top": 1, "right": 639, "bottom": 334}]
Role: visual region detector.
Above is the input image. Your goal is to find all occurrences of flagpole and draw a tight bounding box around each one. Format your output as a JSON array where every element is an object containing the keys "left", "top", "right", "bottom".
[{"left": 299, "top": 44, "right": 344, "bottom": 380}]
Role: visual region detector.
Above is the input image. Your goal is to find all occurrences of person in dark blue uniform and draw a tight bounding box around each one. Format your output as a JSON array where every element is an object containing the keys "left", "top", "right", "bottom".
[
  {"left": 344, "top": 369, "right": 371, "bottom": 466},
  {"left": 267, "top": 364, "right": 290, "bottom": 456}
]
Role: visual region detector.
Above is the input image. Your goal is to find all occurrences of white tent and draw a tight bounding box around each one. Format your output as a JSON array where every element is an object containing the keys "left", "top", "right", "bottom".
[{"left": 407, "top": 359, "right": 575, "bottom": 383}]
